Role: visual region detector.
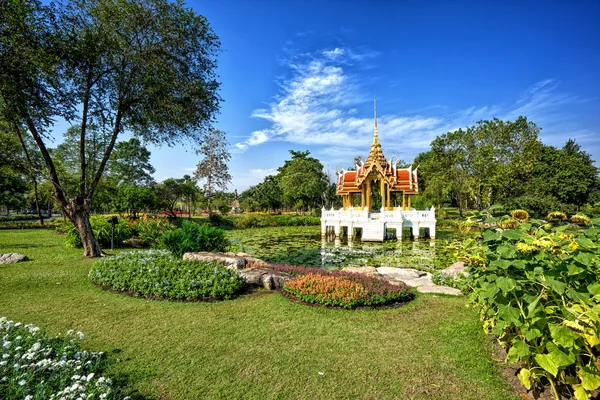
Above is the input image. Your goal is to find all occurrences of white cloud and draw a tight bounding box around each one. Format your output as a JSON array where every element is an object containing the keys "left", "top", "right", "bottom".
[{"left": 235, "top": 46, "right": 589, "bottom": 165}]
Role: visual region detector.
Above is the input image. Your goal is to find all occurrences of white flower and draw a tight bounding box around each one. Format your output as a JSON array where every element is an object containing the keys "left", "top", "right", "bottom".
[
  {"left": 18, "top": 379, "right": 26, "bottom": 385},
  {"left": 25, "top": 396, "right": 33, "bottom": 400},
  {"left": 77, "top": 332, "right": 85, "bottom": 340},
  {"left": 2, "top": 341, "right": 11, "bottom": 349}
]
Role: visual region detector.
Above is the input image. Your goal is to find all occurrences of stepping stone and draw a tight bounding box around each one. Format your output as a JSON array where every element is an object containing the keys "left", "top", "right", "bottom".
[
  {"left": 442, "top": 261, "right": 468, "bottom": 277},
  {"left": 376, "top": 267, "right": 426, "bottom": 279},
  {"left": 342, "top": 266, "right": 378, "bottom": 276},
  {"left": 417, "top": 285, "right": 462, "bottom": 296}
]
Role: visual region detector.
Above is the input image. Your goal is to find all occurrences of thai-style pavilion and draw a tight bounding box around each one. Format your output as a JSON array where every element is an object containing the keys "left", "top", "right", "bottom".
[
  {"left": 321, "top": 99, "right": 436, "bottom": 242},
  {"left": 336, "top": 100, "right": 419, "bottom": 211}
]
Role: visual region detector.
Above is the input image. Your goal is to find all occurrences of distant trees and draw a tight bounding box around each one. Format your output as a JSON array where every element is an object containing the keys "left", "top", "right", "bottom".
[
  {"left": 416, "top": 116, "right": 599, "bottom": 217},
  {"left": 239, "top": 150, "right": 330, "bottom": 213},
  {"left": 0, "top": 120, "right": 28, "bottom": 213},
  {"left": 194, "top": 129, "right": 231, "bottom": 215},
  {"left": 0, "top": 0, "right": 220, "bottom": 256}
]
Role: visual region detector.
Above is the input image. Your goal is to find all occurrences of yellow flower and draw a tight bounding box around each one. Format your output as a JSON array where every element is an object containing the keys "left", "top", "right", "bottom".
[
  {"left": 568, "top": 242, "right": 579, "bottom": 251},
  {"left": 517, "top": 243, "right": 538, "bottom": 254}
]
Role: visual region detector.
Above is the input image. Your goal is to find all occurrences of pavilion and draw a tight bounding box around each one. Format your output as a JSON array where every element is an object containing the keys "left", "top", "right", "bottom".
[{"left": 321, "top": 99, "right": 436, "bottom": 242}]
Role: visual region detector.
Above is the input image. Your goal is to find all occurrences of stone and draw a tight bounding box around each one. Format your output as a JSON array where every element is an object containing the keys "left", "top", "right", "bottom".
[
  {"left": 183, "top": 252, "right": 246, "bottom": 270},
  {"left": 442, "top": 261, "right": 468, "bottom": 277},
  {"left": 376, "top": 267, "right": 426, "bottom": 280},
  {"left": 123, "top": 238, "right": 146, "bottom": 248},
  {"left": 341, "top": 266, "right": 378, "bottom": 276},
  {"left": 416, "top": 285, "right": 462, "bottom": 296},
  {"left": 399, "top": 275, "right": 434, "bottom": 288},
  {"left": 239, "top": 268, "right": 292, "bottom": 290},
  {"left": 183, "top": 252, "right": 267, "bottom": 270},
  {"left": 0, "top": 253, "right": 28, "bottom": 264}
]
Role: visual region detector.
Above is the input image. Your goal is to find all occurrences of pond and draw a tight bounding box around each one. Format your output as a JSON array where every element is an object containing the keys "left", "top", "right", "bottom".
[{"left": 226, "top": 226, "right": 472, "bottom": 270}]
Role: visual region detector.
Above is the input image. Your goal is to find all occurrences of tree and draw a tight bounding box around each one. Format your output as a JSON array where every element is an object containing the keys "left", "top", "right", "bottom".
[
  {"left": 0, "top": 121, "right": 28, "bottom": 214},
  {"left": 0, "top": 0, "right": 220, "bottom": 256},
  {"left": 194, "top": 129, "right": 231, "bottom": 215},
  {"left": 154, "top": 176, "right": 198, "bottom": 218},
  {"left": 278, "top": 150, "right": 327, "bottom": 212},
  {"left": 108, "top": 138, "right": 156, "bottom": 187},
  {"left": 113, "top": 184, "right": 154, "bottom": 218}
]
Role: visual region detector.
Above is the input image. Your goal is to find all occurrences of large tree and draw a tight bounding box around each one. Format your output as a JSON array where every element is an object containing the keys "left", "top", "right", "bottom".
[
  {"left": 0, "top": 0, "right": 220, "bottom": 256},
  {"left": 108, "top": 138, "right": 156, "bottom": 187},
  {"left": 0, "top": 120, "right": 28, "bottom": 214},
  {"left": 194, "top": 128, "right": 231, "bottom": 215},
  {"left": 278, "top": 150, "right": 327, "bottom": 212}
]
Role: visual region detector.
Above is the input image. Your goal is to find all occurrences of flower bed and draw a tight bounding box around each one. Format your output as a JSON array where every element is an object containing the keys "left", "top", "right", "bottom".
[
  {"left": 89, "top": 250, "right": 245, "bottom": 300},
  {"left": 274, "top": 264, "right": 415, "bottom": 309},
  {"left": 0, "top": 316, "right": 122, "bottom": 400}
]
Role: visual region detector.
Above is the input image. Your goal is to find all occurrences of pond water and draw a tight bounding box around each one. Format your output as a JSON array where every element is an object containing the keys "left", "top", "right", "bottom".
[{"left": 226, "top": 226, "right": 472, "bottom": 270}]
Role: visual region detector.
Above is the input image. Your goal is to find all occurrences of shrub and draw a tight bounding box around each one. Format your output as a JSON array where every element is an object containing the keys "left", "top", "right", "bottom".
[
  {"left": 61, "top": 215, "right": 132, "bottom": 248},
  {"left": 0, "top": 316, "right": 121, "bottom": 399},
  {"left": 547, "top": 211, "right": 567, "bottom": 221},
  {"left": 133, "top": 217, "right": 174, "bottom": 246},
  {"left": 227, "top": 214, "right": 321, "bottom": 229},
  {"left": 431, "top": 271, "right": 470, "bottom": 293},
  {"left": 511, "top": 209, "right": 529, "bottom": 222},
  {"left": 161, "top": 221, "right": 228, "bottom": 257},
  {"left": 466, "top": 222, "right": 600, "bottom": 399},
  {"left": 90, "top": 250, "right": 245, "bottom": 300},
  {"left": 208, "top": 213, "right": 233, "bottom": 227},
  {"left": 276, "top": 264, "right": 415, "bottom": 309}
]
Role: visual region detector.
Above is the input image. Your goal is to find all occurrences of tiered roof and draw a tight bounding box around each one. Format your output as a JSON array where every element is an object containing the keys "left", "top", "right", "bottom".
[{"left": 336, "top": 98, "right": 418, "bottom": 196}]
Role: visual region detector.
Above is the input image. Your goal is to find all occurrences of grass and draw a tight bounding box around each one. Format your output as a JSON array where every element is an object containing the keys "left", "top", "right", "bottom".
[{"left": 0, "top": 229, "right": 518, "bottom": 400}]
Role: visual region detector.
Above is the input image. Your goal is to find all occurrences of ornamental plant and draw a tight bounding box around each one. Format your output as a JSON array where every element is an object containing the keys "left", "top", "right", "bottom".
[
  {"left": 547, "top": 211, "right": 567, "bottom": 221},
  {"left": 278, "top": 265, "right": 415, "bottom": 309},
  {"left": 511, "top": 209, "right": 530, "bottom": 222},
  {"left": 161, "top": 221, "right": 228, "bottom": 257},
  {"left": 60, "top": 216, "right": 132, "bottom": 248},
  {"left": 571, "top": 214, "right": 592, "bottom": 226},
  {"left": 90, "top": 250, "right": 245, "bottom": 300},
  {"left": 465, "top": 218, "right": 600, "bottom": 399},
  {"left": 0, "top": 317, "right": 123, "bottom": 400}
]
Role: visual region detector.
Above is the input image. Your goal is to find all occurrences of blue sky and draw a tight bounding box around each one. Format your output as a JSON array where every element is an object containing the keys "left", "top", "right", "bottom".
[{"left": 60, "top": 0, "right": 600, "bottom": 191}]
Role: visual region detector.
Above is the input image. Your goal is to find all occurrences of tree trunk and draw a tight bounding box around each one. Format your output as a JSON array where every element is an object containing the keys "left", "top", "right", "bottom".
[{"left": 67, "top": 197, "right": 103, "bottom": 257}]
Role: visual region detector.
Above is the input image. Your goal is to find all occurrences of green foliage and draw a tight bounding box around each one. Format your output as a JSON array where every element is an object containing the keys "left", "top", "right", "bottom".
[
  {"left": 61, "top": 216, "right": 132, "bottom": 248},
  {"left": 108, "top": 138, "right": 156, "bottom": 187},
  {"left": 161, "top": 221, "right": 228, "bottom": 257},
  {"left": 0, "top": 121, "right": 28, "bottom": 210},
  {"left": 226, "top": 214, "right": 321, "bottom": 229},
  {"left": 132, "top": 217, "right": 175, "bottom": 246},
  {"left": 431, "top": 271, "right": 470, "bottom": 293},
  {"left": 466, "top": 219, "right": 600, "bottom": 398},
  {"left": 89, "top": 250, "right": 245, "bottom": 300}
]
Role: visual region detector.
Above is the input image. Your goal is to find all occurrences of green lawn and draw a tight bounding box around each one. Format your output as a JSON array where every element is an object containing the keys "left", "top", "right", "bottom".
[{"left": 0, "top": 229, "right": 518, "bottom": 400}]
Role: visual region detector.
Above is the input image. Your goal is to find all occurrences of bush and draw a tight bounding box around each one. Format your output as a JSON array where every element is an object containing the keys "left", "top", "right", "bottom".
[
  {"left": 161, "top": 221, "right": 228, "bottom": 257},
  {"left": 431, "top": 271, "right": 470, "bottom": 293},
  {"left": 0, "top": 316, "right": 121, "bottom": 399},
  {"left": 132, "top": 216, "right": 175, "bottom": 246},
  {"left": 0, "top": 215, "right": 38, "bottom": 222},
  {"left": 466, "top": 221, "right": 600, "bottom": 398},
  {"left": 89, "top": 250, "right": 245, "bottom": 300},
  {"left": 459, "top": 220, "right": 478, "bottom": 232},
  {"left": 208, "top": 213, "right": 233, "bottom": 227},
  {"left": 227, "top": 214, "right": 321, "bottom": 229},
  {"left": 275, "top": 264, "right": 415, "bottom": 309},
  {"left": 501, "top": 218, "right": 518, "bottom": 229},
  {"left": 61, "top": 216, "right": 132, "bottom": 248},
  {"left": 504, "top": 196, "right": 577, "bottom": 219}
]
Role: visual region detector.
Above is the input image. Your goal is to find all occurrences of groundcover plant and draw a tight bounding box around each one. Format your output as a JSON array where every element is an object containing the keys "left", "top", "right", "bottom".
[
  {"left": 89, "top": 250, "right": 245, "bottom": 300},
  {"left": 0, "top": 317, "right": 123, "bottom": 399}
]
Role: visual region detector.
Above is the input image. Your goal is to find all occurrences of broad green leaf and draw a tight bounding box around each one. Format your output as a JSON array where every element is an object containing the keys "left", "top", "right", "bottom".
[
  {"left": 489, "top": 259, "right": 511, "bottom": 270},
  {"left": 523, "top": 326, "right": 543, "bottom": 341},
  {"left": 576, "top": 238, "right": 596, "bottom": 249},
  {"left": 483, "top": 230, "right": 499, "bottom": 242},
  {"left": 482, "top": 283, "right": 499, "bottom": 299},
  {"left": 574, "top": 252, "right": 596, "bottom": 267},
  {"left": 549, "top": 323, "right": 579, "bottom": 347},
  {"left": 497, "top": 244, "right": 517, "bottom": 259},
  {"left": 508, "top": 339, "right": 530, "bottom": 362},
  {"left": 498, "top": 304, "right": 522, "bottom": 326},
  {"left": 511, "top": 260, "right": 526, "bottom": 269},
  {"left": 573, "top": 385, "right": 590, "bottom": 400},
  {"left": 588, "top": 283, "right": 600, "bottom": 296},
  {"left": 496, "top": 276, "right": 517, "bottom": 293},
  {"left": 535, "top": 353, "right": 558, "bottom": 376},
  {"left": 526, "top": 295, "right": 542, "bottom": 318},
  {"left": 554, "top": 224, "right": 569, "bottom": 232},
  {"left": 568, "top": 263, "right": 585, "bottom": 275},
  {"left": 579, "top": 366, "right": 600, "bottom": 390},
  {"left": 520, "top": 223, "right": 532, "bottom": 231},
  {"left": 518, "top": 368, "right": 532, "bottom": 390},
  {"left": 544, "top": 278, "right": 567, "bottom": 295},
  {"left": 546, "top": 342, "right": 575, "bottom": 367},
  {"left": 502, "top": 229, "right": 523, "bottom": 240}
]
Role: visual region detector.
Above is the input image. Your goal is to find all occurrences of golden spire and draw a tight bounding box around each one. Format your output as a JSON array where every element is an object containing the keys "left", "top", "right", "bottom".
[{"left": 373, "top": 95, "right": 378, "bottom": 144}]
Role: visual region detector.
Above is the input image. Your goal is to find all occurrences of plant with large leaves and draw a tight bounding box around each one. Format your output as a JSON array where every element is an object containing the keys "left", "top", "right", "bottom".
[{"left": 466, "top": 217, "right": 600, "bottom": 399}]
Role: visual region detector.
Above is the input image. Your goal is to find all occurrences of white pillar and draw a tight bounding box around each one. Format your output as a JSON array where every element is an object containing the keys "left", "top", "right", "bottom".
[
  {"left": 334, "top": 224, "right": 341, "bottom": 238},
  {"left": 411, "top": 224, "right": 420, "bottom": 238},
  {"left": 347, "top": 223, "right": 354, "bottom": 241}
]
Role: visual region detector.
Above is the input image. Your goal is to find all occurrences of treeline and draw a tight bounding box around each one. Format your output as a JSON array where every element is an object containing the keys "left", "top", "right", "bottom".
[
  {"left": 414, "top": 116, "right": 599, "bottom": 217},
  {"left": 239, "top": 150, "right": 340, "bottom": 213},
  {"left": 0, "top": 120, "right": 233, "bottom": 218}
]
